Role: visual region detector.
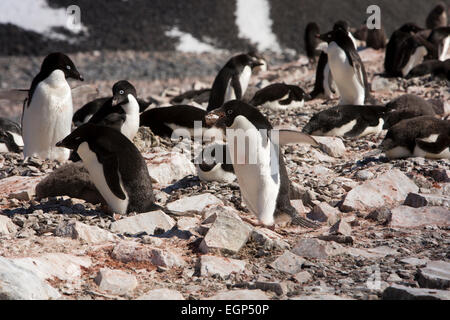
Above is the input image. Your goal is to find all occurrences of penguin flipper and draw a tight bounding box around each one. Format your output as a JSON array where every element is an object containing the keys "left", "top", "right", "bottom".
[
  {"left": 97, "top": 113, "right": 126, "bottom": 132},
  {"left": 231, "top": 74, "right": 243, "bottom": 100},
  {"left": 416, "top": 135, "right": 449, "bottom": 154},
  {"left": 100, "top": 153, "right": 127, "bottom": 200},
  {"left": 274, "top": 129, "right": 318, "bottom": 146}
]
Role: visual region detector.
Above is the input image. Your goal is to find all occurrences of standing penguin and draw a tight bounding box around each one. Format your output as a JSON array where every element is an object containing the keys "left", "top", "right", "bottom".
[
  {"left": 87, "top": 81, "right": 140, "bottom": 141},
  {"left": 304, "top": 22, "right": 322, "bottom": 61},
  {"left": 205, "top": 100, "right": 319, "bottom": 228},
  {"left": 249, "top": 83, "right": 311, "bottom": 111},
  {"left": 317, "top": 28, "right": 372, "bottom": 105},
  {"left": 56, "top": 124, "right": 160, "bottom": 214},
  {"left": 207, "top": 54, "right": 263, "bottom": 112},
  {"left": 22, "top": 52, "right": 83, "bottom": 161},
  {"left": 426, "top": 2, "right": 448, "bottom": 30},
  {"left": 310, "top": 51, "right": 338, "bottom": 100}
]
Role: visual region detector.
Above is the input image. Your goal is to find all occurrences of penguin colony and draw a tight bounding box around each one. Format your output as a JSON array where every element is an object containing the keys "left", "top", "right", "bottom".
[{"left": 0, "top": 3, "right": 449, "bottom": 231}]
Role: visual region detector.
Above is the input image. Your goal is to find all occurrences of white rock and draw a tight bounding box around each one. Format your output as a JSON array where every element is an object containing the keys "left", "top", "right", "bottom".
[
  {"left": 143, "top": 152, "right": 196, "bottom": 185},
  {"left": 202, "top": 205, "right": 243, "bottom": 222},
  {"left": 0, "top": 257, "right": 61, "bottom": 300},
  {"left": 250, "top": 228, "right": 290, "bottom": 250},
  {"left": 0, "top": 215, "right": 18, "bottom": 235},
  {"left": 371, "top": 76, "right": 398, "bottom": 92},
  {"left": 95, "top": 268, "right": 137, "bottom": 295},
  {"left": 291, "top": 238, "right": 345, "bottom": 259},
  {"left": 110, "top": 210, "right": 176, "bottom": 235},
  {"left": 390, "top": 206, "right": 450, "bottom": 228},
  {"left": 313, "top": 136, "right": 346, "bottom": 157},
  {"left": 199, "top": 255, "right": 246, "bottom": 278},
  {"left": 176, "top": 217, "right": 200, "bottom": 231},
  {"left": 55, "top": 221, "right": 118, "bottom": 244},
  {"left": 270, "top": 251, "right": 306, "bottom": 274},
  {"left": 205, "top": 289, "right": 269, "bottom": 300},
  {"left": 137, "top": 288, "right": 185, "bottom": 300},
  {"left": 12, "top": 253, "right": 91, "bottom": 282},
  {"left": 0, "top": 176, "right": 44, "bottom": 200},
  {"left": 307, "top": 202, "right": 340, "bottom": 225},
  {"left": 341, "top": 169, "right": 419, "bottom": 212},
  {"left": 294, "top": 271, "right": 312, "bottom": 284},
  {"left": 166, "top": 194, "right": 223, "bottom": 215},
  {"left": 199, "top": 214, "right": 252, "bottom": 254}
]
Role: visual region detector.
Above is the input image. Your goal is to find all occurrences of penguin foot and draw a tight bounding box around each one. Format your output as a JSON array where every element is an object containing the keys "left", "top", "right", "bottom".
[
  {"left": 290, "top": 215, "right": 321, "bottom": 229},
  {"left": 241, "top": 217, "right": 275, "bottom": 231}
]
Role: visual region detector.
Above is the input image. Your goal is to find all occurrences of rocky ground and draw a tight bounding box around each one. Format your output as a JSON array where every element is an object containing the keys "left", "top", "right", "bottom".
[{"left": 0, "top": 48, "right": 449, "bottom": 300}]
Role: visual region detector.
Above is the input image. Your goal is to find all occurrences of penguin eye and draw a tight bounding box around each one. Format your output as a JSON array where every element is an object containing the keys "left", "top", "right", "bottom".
[
  {"left": 227, "top": 109, "right": 233, "bottom": 115},
  {"left": 119, "top": 90, "right": 124, "bottom": 95},
  {"left": 66, "top": 65, "right": 71, "bottom": 70}
]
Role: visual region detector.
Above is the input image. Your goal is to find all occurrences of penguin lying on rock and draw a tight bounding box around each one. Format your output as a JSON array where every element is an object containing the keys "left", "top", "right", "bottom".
[
  {"left": 57, "top": 124, "right": 162, "bottom": 214},
  {"left": 380, "top": 116, "right": 450, "bottom": 160},
  {"left": 0, "top": 118, "right": 23, "bottom": 153},
  {"left": 205, "top": 100, "right": 319, "bottom": 228}
]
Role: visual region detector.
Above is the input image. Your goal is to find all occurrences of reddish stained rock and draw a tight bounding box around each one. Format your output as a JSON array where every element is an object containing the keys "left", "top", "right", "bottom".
[
  {"left": 0, "top": 175, "right": 45, "bottom": 202},
  {"left": 341, "top": 169, "right": 418, "bottom": 212}
]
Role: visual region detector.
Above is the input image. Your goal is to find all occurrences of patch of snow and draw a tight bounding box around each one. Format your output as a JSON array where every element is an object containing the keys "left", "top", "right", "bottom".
[
  {"left": 165, "top": 27, "right": 222, "bottom": 53},
  {"left": 0, "top": 0, "right": 87, "bottom": 40},
  {"left": 235, "top": 0, "right": 282, "bottom": 53}
]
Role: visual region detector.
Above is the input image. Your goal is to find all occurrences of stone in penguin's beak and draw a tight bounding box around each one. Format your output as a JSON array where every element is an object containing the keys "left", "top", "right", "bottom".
[{"left": 205, "top": 110, "right": 225, "bottom": 127}]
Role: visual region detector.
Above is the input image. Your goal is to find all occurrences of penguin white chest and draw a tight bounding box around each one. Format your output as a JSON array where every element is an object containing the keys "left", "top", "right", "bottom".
[
  {"left": 414, "top": 134, "right": 450, "bottom": 159},
  {"left": 22, "top": 70, "right": 72, "bottom": 161},
  {"left": 402, "top": 46, "right": 427, "bottom": 76},
  {"left": 120, "top": 95, "right": 140, "bottom": 140},
  {"left": 327, "top": 42, "right": 365, "bottom": 105},
  {"left": 225, "top": 66, "right": 252, "bottom": 102},
  {"left": 229, "top": 116, "right": 280, "bottom": 226},
  {"left": 439, "top": 36, "right": 450, "bottom": 61},
  {"left": 77, "top": 142, "right": 129, "bottom": 214}
]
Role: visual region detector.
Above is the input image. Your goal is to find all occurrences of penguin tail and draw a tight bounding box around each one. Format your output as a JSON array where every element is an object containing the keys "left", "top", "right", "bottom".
[{"left": 291, "top": 215, "right": 321, "bottom": 229}]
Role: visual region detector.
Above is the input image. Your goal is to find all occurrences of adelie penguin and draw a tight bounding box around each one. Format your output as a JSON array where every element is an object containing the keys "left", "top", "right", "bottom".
[
  {"left": 0, "top": 118, "right": 23, "bottom": 153},
  {"left": 22, "top": 52, "right": 83, "bottom": 161},
  {"left": 205, "top": 100, "right": 319, "bottom": 228},
  {"left": 426, "top": 2, "right": 448, "bottom": 30},
  {"left": 303, "top": 105, "right": 386, "bottom": 138},
  {"left": 380, "top": 116, "right": 450, "bottom": 160},
  {"left": 317, "top": 28, "right": 374, "bottom": 105},
  {"left": 87, "top": 80, "right": 141, "bottom": 141},
  {"left": 304, "top": 22, "right": 321, "bottom": 62},
  {"left": 195, "top": 142, "right": 236, "bottom": 183},
  {"left": 310, "top": 51, "right": 338, "bottom": 100},
  {"left": 73, "top": 96, "right": 151, "bottom": 127},
  {"left": 140, "top": 105, "right": 223, "bottom": 141},
  {"left": 407, "top": 59, "right": 450, "bottom": 80},
  {"left": 207, "top": 53, "right": 264, "bottom": 112},
  {"left": 56, "top": 124, "right": 161, "bottom": 214},
  {"left": 249, "top": 83, "right": 311, "bottom": 111}
]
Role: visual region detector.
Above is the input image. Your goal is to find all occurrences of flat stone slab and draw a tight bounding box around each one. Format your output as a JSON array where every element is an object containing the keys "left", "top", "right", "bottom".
[
  {"left": 0, "top": 257, "right": 61, "bottom": 300},
  {"left": 341, "top": 169, "right": 418, "bottom": 212},
  {"left": 199, "top": 214, "right": 252, "bottom": 254},
  {"left": 270, "top": 251, "right": 306, "bottom": 275},
  {"left": 291, "top": 238, "right": 345, "bottom": 259},
  {"left": 416, "top": 261, "right": 450, "bottom": 290},
  {"left": 95, "top": 268, "right": 137, "bottom": 296},
  {"left": 383, "top": 284, "right": 450, "bottom": 300},
  {"left": 390, "top": 206, "right": 450, "bottom": 228},
  {"left": 55, "top": 221, "right": 118, "bottom": 244},
  {"left": 313, "top": 136, "right": 346, "bottom": 158},
  {"left": 204, "top": 289, "right": 269, "bottom": 300},
  {"left": 166, "top": 193, "right": 223, "bottom": 215},
  {"left": 137, "top": 288, "right": 185, "bottom": 300},
  {"left": 110, "top": 210, "right": 176, "bottom": 235},
  {"left": 143, "top": 151, "right": 196, "bottom": 186},
  {"left": 199, "top": 255, "right": 246, "bottom": 278}
]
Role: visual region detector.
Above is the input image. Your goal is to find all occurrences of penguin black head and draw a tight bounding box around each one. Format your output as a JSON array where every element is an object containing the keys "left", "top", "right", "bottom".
[
  {"left": 235, "top": 54, "right": 265, "bottom": 70},
  {"left": 333, "top": 20, "right": 350, "bottom": 32},
  {"left": 111, "top": 80, "right": 137, "bottom": 106},
  {"left": 56, "top": 123, "right": 98, "bottom": 151},
  {"left": 41, "top": 52, "right": 84, "bottom": 81},
  {"left": 399, "top": 23, "right": 424, "bottom": 34},
  {"left": 317, "top": 28, "right": 353, "bottom": 47},
  {"left": 205, "top": 100, "right": 272, "bottom": 130},
  {"left": 247, "top": 51, "right": 268, "bottom": 71}
]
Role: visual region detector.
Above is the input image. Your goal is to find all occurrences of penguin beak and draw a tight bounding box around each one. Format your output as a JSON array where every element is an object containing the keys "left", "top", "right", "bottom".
[
  {"left": 304, "top": 93, "right": 312, "bottom": 101},
  {"left": 55, "top": 140, "right": 65, "bottom": 148},
  {"left": 205, "top": 109, "right": 225, "bottom": 127},
  {"left": 78, "top": 74, "right": 84, "bottom": 81}
]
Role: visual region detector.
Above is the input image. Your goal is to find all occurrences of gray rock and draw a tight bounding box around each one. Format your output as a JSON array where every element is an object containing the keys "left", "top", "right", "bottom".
[
  {"left": 341, "top": 169, "right": 418, "bottom": 212},
  {"left": 143, "top": 151, "right": 196, "bottom": 185},
  {"left": 254, "top": 281, "right": 287, "bottom": 296},
  {"left": 110, "top": 210, "right": 176, "bottom": 235},
  {"left": 176, "top": 217, "right": 200, "bottom": 231},
  {"left": 313, "top": 136, "right": 346, "bottom": 158},
  {"left": 94, "top": 268, "right": 138, "bottom": 296},
  {"left": 356, "top": 170, "right": 374, "bottom": 181},
  {"left": 416, "top": 261, "right": 450, "bottom": 289},
  {"left": 0, "top": 215, "right": 18, "bottom": 235},
  {"left": 291, "top": 238, "right": 345, "bottom": 259},
  {"left": 202, "top": 205, "right": 243, "bottom": 222},
  {"left": 204, "top": 289, "right": 269, "bottom": 300},
  {"left": 290, "top": 294, "right": 354, "bottom": 300},
  {"left": 294, "top": 271, "right": 312, "bottom": 284},
  {"left": 366, "top": 207, "right": 392, "bottom": 224},
  {"left": 250, "top": 228, "right": 290, "bottom": 250},
  {"left": 137, "top": 288, "right": 184, "bottom": 300},
  {"left": 198, "top": 255, "right": 246, "bottom": 278},
  {"left": 55, "top": 221, "right": 118, "bottom": 244},
  {"left": 329, "top": 219, "right": 352, "bottom": 236},
  {"left": 307, "top": 202, "right": 340, "bottom": 225},
  {"left": 390, "top": 206, "right": 450, "bottom": 228},
  {"left": 166, "top": 193, "right": 223, "bottom": 216},
  {"left": 0, "top": 257, "right": 61, "bottom": 300},
  {"left": 270, "top": 251, "right": 306, "bottom": 275},
  {"left": 199, "top": 214, "right": 252, "bottom": 254},
  {"left": 371, "top": 76, "right": 398, "bottom": 92},
  {"left": 383, "top": 284, "right": 450, "bottom": 300},
  {"left": 399, "top": 257, "right": 429, "bottom": 267}
]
